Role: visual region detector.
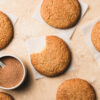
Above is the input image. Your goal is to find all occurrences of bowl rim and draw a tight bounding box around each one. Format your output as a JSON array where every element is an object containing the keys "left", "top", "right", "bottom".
[{"left": 0, "top": 54, "right": 26, "bottom": 90}]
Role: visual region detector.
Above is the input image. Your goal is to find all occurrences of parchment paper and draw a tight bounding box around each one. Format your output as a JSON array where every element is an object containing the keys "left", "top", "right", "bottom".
[
  {"left": 80, "top": 17, "right": 100, "bottom": 66},
  {"left": 32, "top": 0, "right": 88, "bottom": 39},
  {"left": 1, "top": 10, "right": 18, "bottom": 26},
  {"left": 26, "top": 33, "right": 74, "bottom": 79}
]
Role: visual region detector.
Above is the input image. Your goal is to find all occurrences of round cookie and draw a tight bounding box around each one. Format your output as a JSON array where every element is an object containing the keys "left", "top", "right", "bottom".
[
  {"left": 40, "top": 0, "right": 81, "bottom": 29},
  {"left": 0, "top": 11, "right": 13, "bottom": 50},
  {"left": 31, "top": 36, "right": 71, "bottom": 77},
  {"left": 91, "top": 21, "right": 100, "bottom": 52},
  {"left": 56, "top": 78, "right": 96, "bottom": 100},
  {"left": 0, "top": 92, "right": 14, "bottom": 100}
]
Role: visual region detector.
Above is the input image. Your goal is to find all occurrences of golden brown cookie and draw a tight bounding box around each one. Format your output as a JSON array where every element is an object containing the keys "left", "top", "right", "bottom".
[
  {"left": 0, "top": 92, "right": 14, "bottom": 100},
  {"left": 56, "top": 78, "right": 96, "bottom": 100},
  {"left": 31, "top": 36, "right": 71, "bottom": 77},
  {"left": 0, "top": 11, "right": 13, "bottom": 50},
  {"left": 40, "top": 0, "right": 81, "bottom": 29},
  {"left": 91, "top": 21, "right": 100, "bottom": 52}
]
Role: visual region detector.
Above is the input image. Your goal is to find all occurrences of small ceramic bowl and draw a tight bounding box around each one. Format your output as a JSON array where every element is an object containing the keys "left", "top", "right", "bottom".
[{"left": 0, "top": 54, "right": 26, "bottom": 90}]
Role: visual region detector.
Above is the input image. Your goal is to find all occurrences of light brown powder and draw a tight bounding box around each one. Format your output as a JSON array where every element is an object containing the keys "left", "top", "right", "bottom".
[{"left": 0, "top": 56, "right": 24, "bottom": 88}]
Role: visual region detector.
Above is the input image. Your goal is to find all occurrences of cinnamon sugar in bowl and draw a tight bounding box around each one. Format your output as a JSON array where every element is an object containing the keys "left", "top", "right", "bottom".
[{"left": 0, "top": 55, "right": 26, "bottom": 90}]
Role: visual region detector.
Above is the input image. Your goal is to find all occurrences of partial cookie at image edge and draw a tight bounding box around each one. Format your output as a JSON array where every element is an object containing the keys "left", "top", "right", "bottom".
[
  {"left": 0, "top": 92, "right": 14, "bottom": 100},
  {"left": 56, "top": 78, "right": 96, "bottom": 100},
  {"left": 40, "top": 0, "right": 81, "bottom": 29},
  {"left": 0, "top": 11, "right": 13, "bottom": 50},
  {"left": 91, "top": 21, "right": 100, "bottom": 52}
]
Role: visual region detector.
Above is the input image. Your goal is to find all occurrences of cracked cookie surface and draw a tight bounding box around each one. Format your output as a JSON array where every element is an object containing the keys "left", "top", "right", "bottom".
[
  {"left": 40, "top": 0, "right": 81, "bottom": 29},
  {"left": 56, "top": 79, "right": 96, "bottom": 100},
  {"left": 31, "top": 36, "right": 71, "bottom": 77},
  {"left": 0, "top": 11, "right": 13, "bottom": 50}
]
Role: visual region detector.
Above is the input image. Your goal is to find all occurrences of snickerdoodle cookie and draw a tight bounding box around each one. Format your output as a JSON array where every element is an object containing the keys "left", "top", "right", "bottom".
[
  {"left": 0, "top": 11, "right": 13, "bottom": 50},
  {"left": 31, "top": 36, "right": 71, "bottom": 77},
  {"left": 56, "top": 78, "right": 96, "bottom": 100},
  {"left": 0, "top": 92, "right": 14, "bottom": 100},
  {"left": 40, "top": 0, "right": 81, "bottom": 29},
  {"left": 91, "top": 21, "right": 100, "bottom": 52}
]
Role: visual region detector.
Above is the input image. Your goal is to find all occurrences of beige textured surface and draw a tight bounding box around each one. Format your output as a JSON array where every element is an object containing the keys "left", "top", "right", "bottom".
[{"left": 0, "top": 0, "right": 100, "bottom": 100}]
